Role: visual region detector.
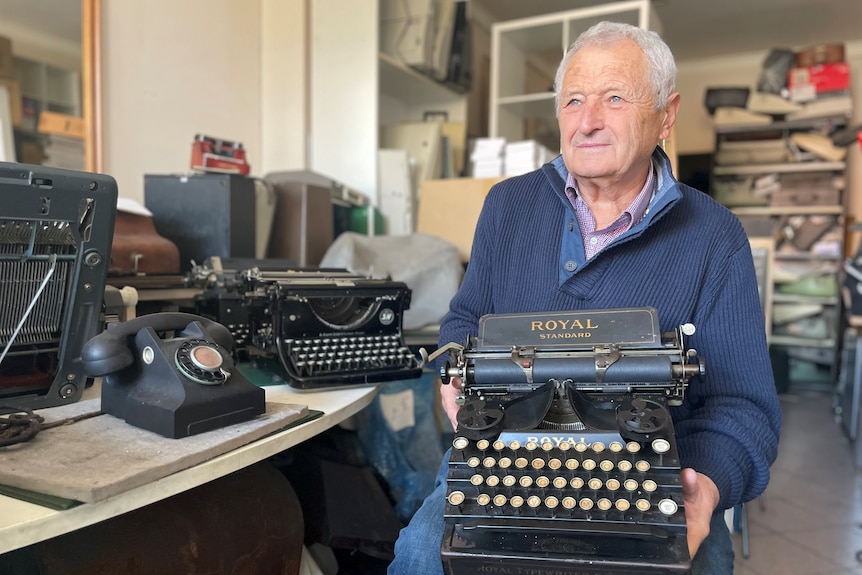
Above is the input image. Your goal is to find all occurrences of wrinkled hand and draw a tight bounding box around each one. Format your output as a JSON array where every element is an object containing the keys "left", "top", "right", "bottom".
[
  {"left": 441, "top": 376, "right": 463, "bottom": 430},
  {"left": 681, "top": 468, "right": 720, "bottom": 559}
]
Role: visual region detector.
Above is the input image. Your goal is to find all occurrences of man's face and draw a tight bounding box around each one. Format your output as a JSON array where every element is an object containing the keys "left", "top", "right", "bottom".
[{"left": 558, "top": 39, "right": 675, "bottom": 187}]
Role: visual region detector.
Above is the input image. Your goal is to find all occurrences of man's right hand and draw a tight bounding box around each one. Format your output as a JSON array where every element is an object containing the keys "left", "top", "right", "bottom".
[{"left": 441, "top": 376, "right": 462, "bottom": 430}]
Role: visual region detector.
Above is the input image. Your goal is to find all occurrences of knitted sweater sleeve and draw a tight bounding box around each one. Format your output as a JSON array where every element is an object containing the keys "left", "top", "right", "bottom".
[{"left": 673, "top": 239, "right": 781, "bottom": 511}]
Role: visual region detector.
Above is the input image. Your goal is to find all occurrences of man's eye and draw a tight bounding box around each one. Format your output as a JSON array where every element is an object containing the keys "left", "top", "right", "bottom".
[
  {"left": 567, "top": 98, "right": 581, "bottom": 106},
  {"left": 610, "top": 95, "right": 622, "bottom": 103}
]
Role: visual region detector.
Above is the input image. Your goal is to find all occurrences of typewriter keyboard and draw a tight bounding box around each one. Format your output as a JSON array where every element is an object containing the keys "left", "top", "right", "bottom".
[
  {"left": 283, "top": 333, "right": 421, "bottom": 385},
  {"left": 444, "top": 430, "right": 686, "bottom": 534}
]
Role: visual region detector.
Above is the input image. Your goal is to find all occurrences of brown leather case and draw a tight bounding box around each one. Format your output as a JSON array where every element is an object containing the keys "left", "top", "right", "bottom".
[{"left": 110, "top": 211, "right": 181, "bottom": 275}]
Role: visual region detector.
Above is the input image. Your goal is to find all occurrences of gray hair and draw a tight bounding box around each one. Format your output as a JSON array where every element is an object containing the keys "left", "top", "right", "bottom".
[{"left": 553, "top": 21, "right": 676, "bottom": 114}]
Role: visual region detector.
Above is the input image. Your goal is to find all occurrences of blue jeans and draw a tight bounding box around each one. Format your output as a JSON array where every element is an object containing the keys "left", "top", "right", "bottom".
[{"left": 388, "top": 448, "right": 734, "bottom": 575}]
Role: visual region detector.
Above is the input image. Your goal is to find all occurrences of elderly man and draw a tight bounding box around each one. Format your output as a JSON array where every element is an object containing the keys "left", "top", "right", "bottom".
[{"left": 389, "top": 21, "right": 780, "bottom": 575}]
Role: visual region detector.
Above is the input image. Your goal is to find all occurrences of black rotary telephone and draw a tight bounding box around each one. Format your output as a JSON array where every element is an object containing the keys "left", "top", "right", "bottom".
[{"left": 81, "top": 312, "right": 265, "bottom": 439}]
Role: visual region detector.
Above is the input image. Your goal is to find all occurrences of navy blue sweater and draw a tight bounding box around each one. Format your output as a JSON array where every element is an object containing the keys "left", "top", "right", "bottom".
[{"left": 439, "top": 148, "right": 781, "bottom": 511}]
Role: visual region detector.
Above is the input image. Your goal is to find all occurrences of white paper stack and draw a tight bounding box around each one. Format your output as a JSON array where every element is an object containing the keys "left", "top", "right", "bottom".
[
  {"left": 504, "top": 140, "right": 556, "bottom": 176},
  {"left": 470, "top": 137, "right": 506, "bottom": 178},
  {"left": 42, "top": 134, "right": 84, "bottom": 170}
]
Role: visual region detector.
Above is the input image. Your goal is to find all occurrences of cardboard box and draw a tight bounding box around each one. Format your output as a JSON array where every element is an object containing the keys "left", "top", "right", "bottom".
[
  {"left": 0, "top": 78, "right": 22, "bottom": 127},
  {"left": 37, "top": 110, "right": 85, "bottom": 139},
  {"left": 0, "top": 36, "right": 14, "bottom": 80},
  {"left": 416, "top": 177, "right": 503, "bottom": 262},
  {"left": 788, "top": 62, "right": 850, "bottom": 101}
]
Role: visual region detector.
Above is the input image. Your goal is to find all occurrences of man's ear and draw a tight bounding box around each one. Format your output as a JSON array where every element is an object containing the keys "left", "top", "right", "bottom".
[{"left": 659, "top": 93, "right": 681, "bottom": 140}]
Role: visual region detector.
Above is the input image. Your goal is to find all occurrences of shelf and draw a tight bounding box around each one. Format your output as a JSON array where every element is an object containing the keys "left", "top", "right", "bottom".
[
  {"left": 378, "top": 52, "right": 466, "bottom": 105},
  {"left": 732, "top": 205, "right": 844, "bottom": 216},
  {"left": 713, "top": 161, "right": 846, "bottom": 176},
  {"left": 773, "top": 252, "right": 842, "bottom": 261},
  {"left": 772, "top": 293, "right": 839, "bottom": 305},
  {"left": 497, "top": 92, "right": 557, "bottom": 118},
  {"left": 771, "top": 335, "right": 837, "bottom": 348},
  {"left": 714, "top": 114, "right": 850, "bottom": 135}
]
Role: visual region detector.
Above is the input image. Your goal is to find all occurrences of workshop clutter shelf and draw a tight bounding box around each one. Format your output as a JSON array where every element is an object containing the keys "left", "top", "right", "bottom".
[{"left": 711, "top": 114, "right": 851, "bottom": 377}]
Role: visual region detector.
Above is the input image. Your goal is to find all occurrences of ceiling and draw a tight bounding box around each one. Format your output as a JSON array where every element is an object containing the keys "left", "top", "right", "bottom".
[
  {"left": 1, "top": 0, "right": 861, "bottom": 62},
  {"left": 0, "top": 0, "right": 81, "bottom": 44},
  {"left": 473, "top": 0, "right": 862, "bottom": 61}
]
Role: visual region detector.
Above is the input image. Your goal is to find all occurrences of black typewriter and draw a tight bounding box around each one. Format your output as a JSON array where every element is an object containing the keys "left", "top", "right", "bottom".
[
  {"left": 192, "top": 260, "right": 422, "bottom": 389},
  {"left": 432, "top": 307, "right": 704, "bottom": 575}
]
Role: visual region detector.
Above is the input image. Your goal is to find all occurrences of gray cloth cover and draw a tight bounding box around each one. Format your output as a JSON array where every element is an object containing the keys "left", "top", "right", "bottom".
[{"left": 320, "top": 232, "right": 463, "bottom": 330}]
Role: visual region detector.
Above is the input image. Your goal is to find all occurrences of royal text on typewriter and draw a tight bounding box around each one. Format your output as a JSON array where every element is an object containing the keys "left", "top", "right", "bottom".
[{"left": 431, "top": 308, "right": 704, "bottom": 575}]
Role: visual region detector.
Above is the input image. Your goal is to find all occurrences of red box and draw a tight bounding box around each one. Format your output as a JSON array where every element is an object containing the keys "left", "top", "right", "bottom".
[{"left": 788, "top": 62, "right": 851, "bottom": 96}]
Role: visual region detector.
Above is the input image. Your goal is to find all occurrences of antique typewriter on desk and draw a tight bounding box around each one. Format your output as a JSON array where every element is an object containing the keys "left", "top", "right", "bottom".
[
  {"left": 191, "top": 258, "right": 423, "bottom": 389},
  {"left": 434, "top": 307, "right": 704, "bottom": 575}
]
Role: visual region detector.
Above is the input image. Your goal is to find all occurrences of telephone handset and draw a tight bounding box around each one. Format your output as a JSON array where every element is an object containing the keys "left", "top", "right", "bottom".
[{"left": 81, "top": 312, "right": 265, "bottom": 439}]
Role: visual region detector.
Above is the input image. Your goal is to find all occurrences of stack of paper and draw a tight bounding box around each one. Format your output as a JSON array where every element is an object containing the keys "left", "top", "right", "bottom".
[
  {"left": 471, "top": 137, "right": 506, "bottom": 178},
  {"left": 504, "top": 140, "right": 556, "bottom": 176}
]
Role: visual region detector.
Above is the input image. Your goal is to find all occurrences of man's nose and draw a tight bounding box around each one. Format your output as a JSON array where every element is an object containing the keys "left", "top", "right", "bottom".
[{"left": 579, "top": 100, "right": 604, "bottom": 133}]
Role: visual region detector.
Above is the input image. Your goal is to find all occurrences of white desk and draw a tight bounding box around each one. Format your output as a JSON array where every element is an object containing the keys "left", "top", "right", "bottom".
[{"left": 0, "top": 383, "right": 379, "bottom": 555}]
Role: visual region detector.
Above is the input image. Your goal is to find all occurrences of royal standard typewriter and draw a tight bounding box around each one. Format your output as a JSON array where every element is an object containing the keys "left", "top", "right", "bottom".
[
  {"left": 191, "top": 260, "right": 422, "bottom": 389},
  {"left": 433, "top": 307, "right": 704, "bottom": 575}
]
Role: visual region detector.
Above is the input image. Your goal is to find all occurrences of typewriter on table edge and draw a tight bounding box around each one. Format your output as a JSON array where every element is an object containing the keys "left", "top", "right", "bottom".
[
  {"left": 190, "top": 259, "right": 423, "bottom": 389},
  {"left": 428, "top": 307, "right": 704, "bottom": 575}
]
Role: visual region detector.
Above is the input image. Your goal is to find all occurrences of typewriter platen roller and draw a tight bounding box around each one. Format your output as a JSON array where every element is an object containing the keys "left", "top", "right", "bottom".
[{"left": 436, "top": 307, "right": 704, "bottom": 575}]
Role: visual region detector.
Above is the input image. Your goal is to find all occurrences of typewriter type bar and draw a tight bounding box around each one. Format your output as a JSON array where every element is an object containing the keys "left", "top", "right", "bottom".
[
  {"left": 439, "top": 307, "right": 700, "bottom": 575},
  {"left": 194, "top": 265, "right": 422, "bottom": 389}
]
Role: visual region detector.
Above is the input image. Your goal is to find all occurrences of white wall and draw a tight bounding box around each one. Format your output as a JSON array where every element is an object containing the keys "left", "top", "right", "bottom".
[{"left": 101, "top": 1, "right": 263, "bottom": 202}]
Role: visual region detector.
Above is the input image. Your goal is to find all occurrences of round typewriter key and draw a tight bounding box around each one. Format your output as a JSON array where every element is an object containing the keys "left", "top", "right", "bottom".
[
  {"left": 562, "top": 496, "right": 577, "bottom": 509},
  {"left": 498, "top": 457, "right": 512, "bottom": 469},
  {"left": 527, "top": 495, "right": 542, "bottom": 508},
  {"left": 476, "top": 439, "right": 490, "bottom": 450},
  {"left": 502, "top": 475, "right": 517, "bottom": 487},
  {"left": 483, "top": 456, "right": 497, "bottom": 468},
  {"left": 617, "top": 460, "right": 633, "bottom": 472},
  {"left": 575, "top": 441, "right": 588, "bottom": 452},
  {"left": 635, "top": 460, "right": 651, "bottom": 473},
  {"left": 531, "top": 458, "right": 545, "bottom": 470},
  {"left": 570, "top": 477, "right": 585, "bottom": 489},
  {"left": 447, "top": 491, "right": 466, "bottom": 506},
  {"left": 651, "top": 438, "right": 671, "bottom": 454},
  {"left": 626, "top": 441, "right": 641, "bottom": 453},
  {"left": 588, "top": 478, "right": 603, "bottom": 490},
  {"left": 599, "top": 459, "right": 614, "bottom": 472},
  {"left": 558, "top": 441, "right": 572, "bottom": 451},
  {"left": 582, "top": 459, "right": 596, "bottom": 471},
  {"left": 519, "top": 476, "right": 533, "bottom": 488},
  {"left": 658, "top": 498, "right": 679, "bottom": 515},
  {"left": 536, "top": 476, "right": 550, "bottom": 488},
  {"left": 642, "top": 479, "right": 658, "bottom": 492},
  {"left": 565, "top": 458, "right": 579, "bottom": 470},
  {"left": 470, "top": 474, "right": 484, "bottom": 486},
  {"left": 545, "top": 495, "right": 560, "bottom": 509},
  {"left": 453, "top": 437, "right": 470, "bottom": 450},
  {"left": 525, "top": 440, "right": 538, "bottom": 451},
  {"left": 609, "top": 441, "right": 624, "bottom": 453},
  {"left": 486, "top": 475, "right": 500, "bottom": 487},
  {"left": 579, "top": 498, "right": 594, "bottom": 510},
  {"left": 541, "top": 441, "right": 554, "bottom": 452},
  {"left": 553, "top": 477, "right": 568, "bottom": 489},
  {"left": 606, "top": 478, "right": 621, "bottom": 491},
  {"left": 597, "top": 498, "right": 612, "bottom": 511},
  {"left": 477, "top": 493, "right": 492, "bottom": 506},
  {"left": 515, "top": 457, "right": 528, "bottom": 469},
  {"left": 509, "top": 440, "right": 521, "bottom": 451},
  {"left": 510, "top": 495, "right": 525, "bottom": 508},
  {"left": 636, "top": 499, "right": 651, "bottom": 512},
  {"left": 493, "top": 440, "right": 506, "bottom": 451},
  {"left": 548, "top": 458, "right": 562, "bottom": 470},
  {"left": 624, "top": 479, "right": 639, "bottom": 491},
  {"left": 467, "top": 457, "right": 481, "bottom": 468},
  {"left": 591, "top": 441, "right": 606, "bottom": 453},
  {"left": 615, "top": 499, "right": 631, "bottom": 511},
  {"left": 494, "top": 494, "right": 508, "bottom": 506}
]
